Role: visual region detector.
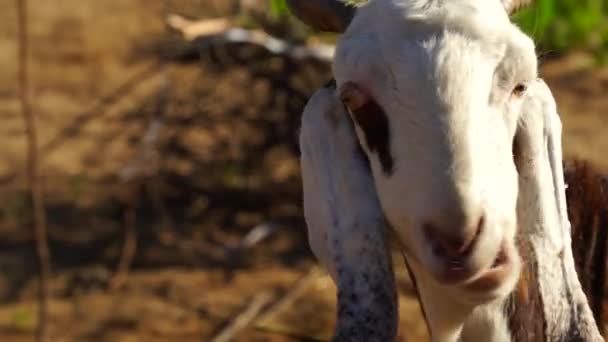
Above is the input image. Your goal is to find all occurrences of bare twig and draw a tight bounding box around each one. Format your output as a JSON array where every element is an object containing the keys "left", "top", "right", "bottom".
[
  {"left": 108, "top": 202, "right": 137, "bottom": 291},
  {"left": 211, "top": 291, "right": 274, "bottom": 342},
  {"left": 238, "top": 222, "right": 279, "bottom": 250},
  {"left": 257, "top": 267, "right": 322, "bottom": 323},
  {"left": 166, "top": 14, "right": 336, "bottom": 62},
  {"left": 41, "top": 62, "right": 162, "bottom": 154},
  {"left": 167, "top": 15, "right": 233, "bottom": 40},
  {"left": 254, "top": 267, "right": 325, "bottom": 340},
  {"left": 111, "top": 70, "right": 169, "bottom": 290},
  {"left": 110, "top": 0, "right": 173, "bottom": 289},
  {"left": 16, "top": 0, "right": 51, "bottom": 341}
]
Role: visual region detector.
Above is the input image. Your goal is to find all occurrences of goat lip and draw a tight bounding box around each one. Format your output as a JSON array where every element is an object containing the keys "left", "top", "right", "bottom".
[
  {"left": 462, "top": 244, "right": 514, "bottom": 292},
  {"left": 436, "top": 266, "right": 478, "bottom": 285}
]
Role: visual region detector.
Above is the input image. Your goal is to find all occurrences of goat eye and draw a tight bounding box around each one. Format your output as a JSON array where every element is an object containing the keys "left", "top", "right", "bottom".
[
  {"left": 340, "top": 82, "right": 370, "bottom": 111},
  {"left": 511, "top": 83, "right": 527, "bottom": 98}
]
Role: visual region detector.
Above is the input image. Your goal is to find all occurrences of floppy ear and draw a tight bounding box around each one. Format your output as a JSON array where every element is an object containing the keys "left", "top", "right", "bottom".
[
  {"left": 513, "top": 79, "right": 602, "bottom": 340},
  {"left": 299, "top": 83, "right": 398, "bottom": 340}
]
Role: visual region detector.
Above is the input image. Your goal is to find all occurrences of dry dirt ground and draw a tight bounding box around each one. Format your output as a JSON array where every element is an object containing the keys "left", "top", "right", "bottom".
[{"left": 0, "top": 1, "right": 606, "bottom": 341}]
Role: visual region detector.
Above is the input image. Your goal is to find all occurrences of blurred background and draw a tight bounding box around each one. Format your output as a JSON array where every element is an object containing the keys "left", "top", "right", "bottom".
[{"left": 0, "top": 0, "right": 607, "bottom": 341}]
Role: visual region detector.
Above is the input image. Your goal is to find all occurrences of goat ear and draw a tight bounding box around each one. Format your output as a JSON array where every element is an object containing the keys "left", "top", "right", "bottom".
[
  {"left": 501, "top": 0, "right": 533, "bottom": 15},
  {"left": 299, "top": 84, "right": 398, "bottom": 340},
  {"left": 515, "top": 80, "right": 568, "bottom": 249},
  {"left": 513, "top": 80, "right": 602, "bottom": 340},
  {"left": 286, "top": 0, "right": 356, "bottom": 32}
]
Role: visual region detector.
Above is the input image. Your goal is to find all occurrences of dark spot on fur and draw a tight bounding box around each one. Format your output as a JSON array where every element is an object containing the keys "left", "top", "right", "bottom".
[
  {"left": 512, "top": 134, "right": 524, "bottom": 174},
  {"left": 347, "top": 99, "right": 394, "bottom": 175},
  {"left": 505, "top": 246, "right": 547, "bottom": 342},
  {"left": 564, "top": 312, "right": 586, "bottom": 342}
]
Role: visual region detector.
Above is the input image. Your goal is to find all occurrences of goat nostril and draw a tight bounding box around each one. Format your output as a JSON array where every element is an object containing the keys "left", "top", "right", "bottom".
[{"left": 425, "top": 215, "right": 485, "bottom": 259}]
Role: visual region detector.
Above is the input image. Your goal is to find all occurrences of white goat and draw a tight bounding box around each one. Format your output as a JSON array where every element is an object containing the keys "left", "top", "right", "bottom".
[{"left": 291, "top": 0, "right": 604, "bottom": 341}]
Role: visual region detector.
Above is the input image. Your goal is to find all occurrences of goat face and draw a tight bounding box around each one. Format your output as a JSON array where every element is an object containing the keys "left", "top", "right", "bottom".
[{"left": 333, "top": 0, "right": 537, "bottom": 303}]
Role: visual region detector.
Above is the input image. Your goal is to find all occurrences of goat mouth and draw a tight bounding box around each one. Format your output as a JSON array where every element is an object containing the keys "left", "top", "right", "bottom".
[
  {"left": 462, "top": 243, "right": 515, "bottom": 293},
  {"left": 491, "top": 245, "right": 509, "bottom": 268}
]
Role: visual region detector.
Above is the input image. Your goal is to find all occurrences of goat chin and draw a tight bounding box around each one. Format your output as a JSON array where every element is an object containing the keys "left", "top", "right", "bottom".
[
  {"left": 402, "top": 248, "right": 520, "bottom": 304},
  {"left": 394, "top": 160, "right": 607, "bottom": 338}
]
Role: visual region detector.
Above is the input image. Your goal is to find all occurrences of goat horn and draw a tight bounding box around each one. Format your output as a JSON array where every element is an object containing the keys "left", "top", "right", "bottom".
[
  {"left": 502, "top": 0, "right": 533, "bottom": 14},
  {"left": 286, "top": 0, "right": 356, "bottom": 32}
]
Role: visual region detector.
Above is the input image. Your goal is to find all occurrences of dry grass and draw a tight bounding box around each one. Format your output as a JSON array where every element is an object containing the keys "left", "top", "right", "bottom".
[{"left": 541, "top": 52, "right": 608, "bottom": 171}]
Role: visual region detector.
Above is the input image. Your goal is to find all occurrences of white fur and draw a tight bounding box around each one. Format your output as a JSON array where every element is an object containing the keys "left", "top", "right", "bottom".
[
  {"left": 460, "top": 301, "right": 513, "bottom": 342},
  {"left": 300, "top": 87, "right": 399, "bottom": 340},
  {"left": 333, "top": 0, "right": 534, "bottom": 303},
  {"left": 299, "top": 0, "right": 602, "bottom": 341},
  {"left": 515, "top": 80, "right": 602, "bottom": 341}
]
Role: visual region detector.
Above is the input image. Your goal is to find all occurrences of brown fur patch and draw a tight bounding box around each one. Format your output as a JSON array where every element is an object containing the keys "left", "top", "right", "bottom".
[
  {"left": 565, "top": 160, "right": 608, "bottom": 337},
  {"left": 506, "top": 160, "right": 607, "bottom": 341},
  {"left": 506, "top": 239, "right": 547, "bottom": 341}
]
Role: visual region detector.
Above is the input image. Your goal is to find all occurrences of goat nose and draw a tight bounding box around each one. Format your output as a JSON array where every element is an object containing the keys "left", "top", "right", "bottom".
[{"left": 424, "top": 215, "right": 485, "bottom": 259}]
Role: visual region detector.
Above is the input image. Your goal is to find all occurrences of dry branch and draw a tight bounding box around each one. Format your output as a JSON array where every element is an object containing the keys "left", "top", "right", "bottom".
[
  {"left": 167, "top": 15, "right": 233, "bottom": 40},
  {"left": 166, "top": 14, "right": 335, "bottom": 62},
  {"left": 16, "top": 0, "right": 51, "bottom": 341},
  {"left": 255, "top": 267, "right": 325, "bottom": 339},
  {"left": 258, "top": 267, "right": 322, "bottom": 321},
  {"left": 108, "top": 204, "right": 137, "bottom": 291},
  {"left": 110, "top": 67, "right": 170, "bottom": 291},
  {"left": 211, "top": 291, "right": 274, "bottom": 342}
]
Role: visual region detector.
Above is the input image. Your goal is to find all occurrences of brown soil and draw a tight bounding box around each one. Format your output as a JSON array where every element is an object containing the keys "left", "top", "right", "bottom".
[{"left": 0, "top": 1, "right": 606, "bottom": 341}]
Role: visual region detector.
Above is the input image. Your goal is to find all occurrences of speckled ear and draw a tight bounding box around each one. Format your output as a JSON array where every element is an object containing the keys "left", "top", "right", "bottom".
[
  {"left": 513, "top": 79, "right": 602, "bottom": 340},
  {"left": 299, "top": 83, "right": 398, "bottom": 341}
]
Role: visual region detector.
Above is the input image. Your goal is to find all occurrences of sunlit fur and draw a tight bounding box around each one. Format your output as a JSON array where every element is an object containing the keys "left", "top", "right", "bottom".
[
  {"left": 333, "top": 0, "right": 536, "bottom": 303},
  {"left": 327, "top": 0, "right": 539, "bottom": 340},
  {"left": 299, "top": 0, "right": 604, "bottom": 341}
]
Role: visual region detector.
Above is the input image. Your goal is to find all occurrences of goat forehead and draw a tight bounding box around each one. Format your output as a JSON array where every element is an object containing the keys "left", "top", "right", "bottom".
[
  {"left": 392, "top": 33, "right": 502, "bottom": 90},
  {"left": 342, "top": 0, "right": 527, "bottom": 91},
  {"left": 361, "top": 0, "right": 511, "bottom": 40},
  {"left": 335, "top": 0, "right": 538, "bottom": 115},
  {"left": 364, "top": 34, "right": 501, "bottom": 122}
]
